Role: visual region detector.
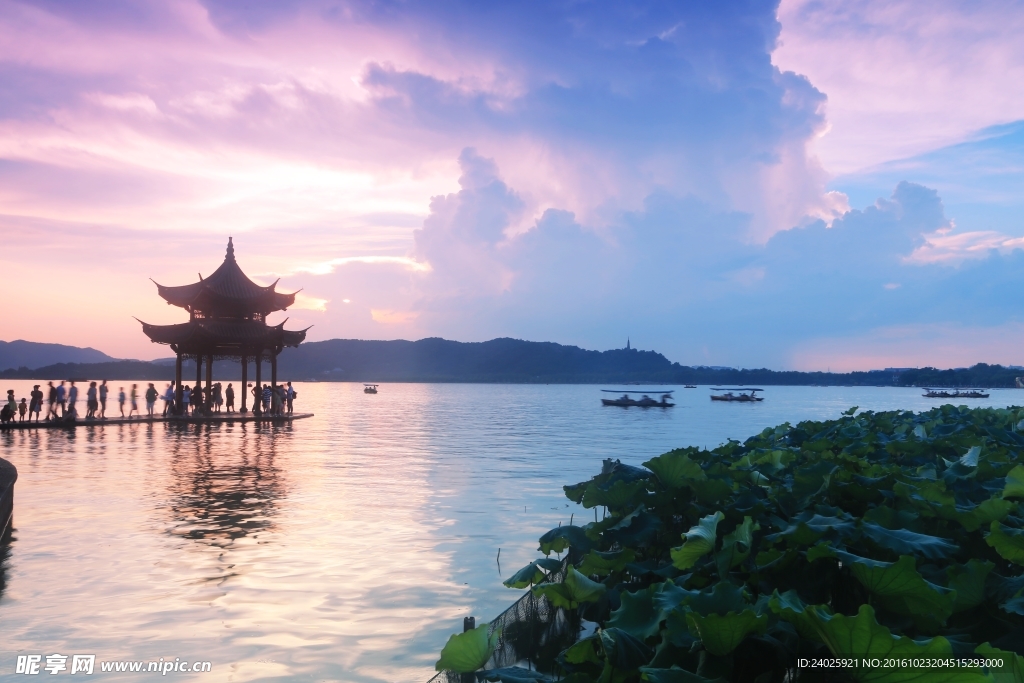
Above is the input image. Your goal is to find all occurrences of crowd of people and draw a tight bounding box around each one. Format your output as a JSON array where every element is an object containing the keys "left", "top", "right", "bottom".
[{"left": 0, "top": 379, "right": 298, "bottom": 423}]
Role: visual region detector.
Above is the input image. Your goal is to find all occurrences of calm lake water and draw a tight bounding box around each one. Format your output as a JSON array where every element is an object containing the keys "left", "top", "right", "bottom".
[{"left": 2, "top": 382, "right": 1022, "bottom": 682}]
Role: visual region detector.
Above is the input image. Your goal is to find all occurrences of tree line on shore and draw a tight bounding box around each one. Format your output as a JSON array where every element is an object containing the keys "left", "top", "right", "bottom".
[{"left": 1, "top": 339, "right": 1021, "bottom": 386}]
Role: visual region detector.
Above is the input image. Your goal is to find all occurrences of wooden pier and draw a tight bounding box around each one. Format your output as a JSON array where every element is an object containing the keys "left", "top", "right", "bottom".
[{"left": 0, "top": 412, "right": 313, "bottom": 430}]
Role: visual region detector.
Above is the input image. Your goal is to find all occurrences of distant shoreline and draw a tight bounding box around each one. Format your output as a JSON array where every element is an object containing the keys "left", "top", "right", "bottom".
[{"left": 2, "top": 337, "right": 1021, "bottom": 387}]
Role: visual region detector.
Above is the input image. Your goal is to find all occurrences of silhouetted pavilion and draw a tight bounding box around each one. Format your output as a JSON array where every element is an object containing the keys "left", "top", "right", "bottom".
[{"left": 138, "top": 238, "right": 307, "bottom": 414}]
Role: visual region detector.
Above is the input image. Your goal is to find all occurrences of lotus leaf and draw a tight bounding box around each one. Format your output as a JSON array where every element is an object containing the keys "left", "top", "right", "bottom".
[
  {"left": 986, "top": 521, "right": 1024, "bottom": 566},
  {"left": 1004, "top": 465, "right": 1024, "bottom": 499},
  {"left": 860, "top": 522, "right": 958, "bottom": 559},
  {"left": 607, "top": 583, "right": 664, "bottom": 640},
  {"left": 532, "top": 566, "right": 607, "bottom": 609},
  {"left": 503, "top": 562, "right": 548, "bottom": 589},
  {"left": 643, "top": 450, "right": 706, "bottom": 488},
  {"left": 640, "top": 667, "right": 726, "bottom": 683},
  {"left": 538, "top": 525, "right": 593, "bottom": 556},
  {"left": 435, "top": 622, "right": 501, "bottom": 673},
  {"left": 684, "top": 609, "right": 766, "bottom": 657},
  {"left": 685, "top": 581, "right": 748, "bottom": 617},
  {"left": 583, "top": 479, "right": 646, "bottom": 510},
  {"left": 562, "top": 637, "right": 601, "bottom": 665},
  {"left": 671, "top": 512, "right": 724, "bottom": 570},
  {"left": 578, "top": 549, "right": 636, "bottom": 577},
  {"left": 974, "top": 643, "right": 1024, "bottom": 683},
  {"left": 800, "top": 605, "right": 988, "bottom": 682},
  {"left": 598, "top": 628, "right": 653, "bottom": 672},
  {"left": 838, "top": 552, "right": 958, "bottom": 625},
  {"left": 476, "top": 667, "right": 551, "bottom": 683},
  {"left": 716, "top": 516, "right": 760, "bottom": 572},
  {"left": 946, "top": 559, "right": 994, "bottom": 612}
]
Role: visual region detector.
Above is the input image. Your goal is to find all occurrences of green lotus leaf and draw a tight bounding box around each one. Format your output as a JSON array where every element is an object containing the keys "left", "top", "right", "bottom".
[
  {"left": 538, "top": 525, "right": 594, "bottom": 556},
  {"left": 693, "top": 478, "right": 733, "bottom": 505},
  {"left": 562, "top": 637, "right": 601, "bottom": 665},
  {"left": 960, "top": 445, "right": 981, "bottom": 467},
  {"left": 1001, "top": 592, "right": 1024, "bottom": 616},
  {"left": 578, "top": 549, "right": 636, "bottom": 577},
  {"left": 716, "top": 516, "right": 760, "bottom": 572},
  {"left": 671, "top": 512, "right": 725, "bottom": 570},
  {"left": 838, "top": 552, "right": 957, "bottom": 625},
  {"left": 1004, "top": 464, "right": 1024, "bottom": 499},
  {"left": 644, "top": 450, "right": 706, "bottom": 488},
  {"left": 986, "top": 520, "right": 1024, "bottom": 566},
  {"left": 435, "top": 622, "right": 501, "bottom": 673},
  {"left": 640, "top": 666, "right": 726, "bottom": 683},
  {"left": 652, "top": 579, "right": 693, "bottom": 614},
  {"left": 476, "top": 667, "right": 551, "bottom": 683},
  {"left": 946, "top": 559, "right": 994, "bottom": 612},
  {"left": 503, "top": 562, "right": 548, "bottom": 589},
  {"left": 974, "top": 643, "right": 1024, "bottom": 683},
  {"left": 599, "top": 627, "right": 654, "bottom": 672},
  {"left": 685, "top": 581, "right": 748, "bottom": 617},
  {"left": 860, "top": 522, "right": 958, "bottom": 559},
  {"left": 532, "top": 566, "right": 606, "bottom": 609},
  {"left": 768, "top": 589, "right": 821, "bottom": 641},
  {"left": 606, "top": 508, "right": 662, "bottom": 547},
  {"left": 607, "top": 583, "right": 664, "bottom": 640},
  {"left": 954, "top": 497, "right": 1014, "bottom": 532},
  {"left": 582, "top": 479, "right": 647, "bottom": 510},
  {"left": 802, "top": 604, "right": 987, "bottom": 682},
  {"left": 685, "top": 610, "right": 767, "bottom": 657}
]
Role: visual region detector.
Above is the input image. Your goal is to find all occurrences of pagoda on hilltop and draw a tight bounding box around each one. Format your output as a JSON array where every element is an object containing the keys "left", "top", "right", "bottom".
[{"left": 138, "top": 237, "right": 308, "bottom": 414}]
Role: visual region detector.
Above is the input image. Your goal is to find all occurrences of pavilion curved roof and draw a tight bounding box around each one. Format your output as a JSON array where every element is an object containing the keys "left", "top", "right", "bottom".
[
  {"left": 154, "top": 237, "right": 296, "bottom": 316},
  {"left": 138, "top": 318, "right": 308, "bottom": 352}
]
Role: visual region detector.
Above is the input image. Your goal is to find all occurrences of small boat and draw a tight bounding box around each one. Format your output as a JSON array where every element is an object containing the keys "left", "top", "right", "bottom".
[
  {"left": 922, "top": 388, "right": 989, "bottom": 399},
  {"left": 601, "top": 390, "right": 674, "bottom": 408},
  {"left": 710, "top": 388, "right": 763, "bottom": 402},
  {"left": 684, "top": 385, "right": 697, "bottom": 389},
  {"left": 364, "top": 384, "right": 378, "bottom": 394}
]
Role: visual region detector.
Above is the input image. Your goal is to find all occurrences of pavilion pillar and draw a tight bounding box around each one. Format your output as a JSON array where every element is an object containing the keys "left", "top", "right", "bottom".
[
  {"left": 205, "top": 353, "right": 213, "bottom": 411},
  {"left": 174, "top": 353, "right": 183, "bottom": 415},
  {"left": 254, "top": 351, "right": 262, "bottom": 416},
  {"left": 240, "top": 354, "right": 248, "bottom": 413},
  {"left": 271, "top": 353, "right": 278, "bottom": 417},
  {"left": 194, "top": 355, "right": 202, "bottom": 415}
]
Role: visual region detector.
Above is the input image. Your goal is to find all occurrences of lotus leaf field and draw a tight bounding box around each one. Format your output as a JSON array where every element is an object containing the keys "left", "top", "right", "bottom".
[{"left": 434, "top": 406, "right": 1024, "bottom": 682}]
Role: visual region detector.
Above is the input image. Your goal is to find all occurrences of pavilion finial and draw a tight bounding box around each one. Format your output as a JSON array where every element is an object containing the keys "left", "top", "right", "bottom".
[{"left": 226, "top": 236, "right": 235, "bottom": 261}]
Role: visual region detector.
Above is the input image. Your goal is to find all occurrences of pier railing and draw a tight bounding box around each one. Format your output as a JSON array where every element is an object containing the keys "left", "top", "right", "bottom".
[{"left": 427, "top": 558, "right": 575, "bottom": 683}]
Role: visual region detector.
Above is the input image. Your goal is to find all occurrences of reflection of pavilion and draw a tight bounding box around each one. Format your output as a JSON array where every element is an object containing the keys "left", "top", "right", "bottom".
[
  {"left": 167, "top": 426, "right": 285, "bottom": 548},
  {"left": 137, "top": 238, "right": 307, "bottom": 414}
]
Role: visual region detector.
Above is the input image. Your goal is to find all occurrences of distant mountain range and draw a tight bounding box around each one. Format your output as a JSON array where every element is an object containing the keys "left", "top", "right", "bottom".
[
  {"left": 1, "top": 338, "right": 1022, "bottom": 387},
  {"left": 0, "top": 339, "right": 115, "bottom": 371}
]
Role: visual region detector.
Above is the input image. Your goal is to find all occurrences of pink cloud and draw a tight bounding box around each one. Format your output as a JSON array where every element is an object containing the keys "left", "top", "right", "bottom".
[{"left": 775, "top": 0, "right": 1024, "bottom": 174}]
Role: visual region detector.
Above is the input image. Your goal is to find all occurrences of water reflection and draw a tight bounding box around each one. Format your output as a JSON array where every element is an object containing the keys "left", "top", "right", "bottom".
[{"left": 166, "top": 423, "right": 287, "bottom": 548}]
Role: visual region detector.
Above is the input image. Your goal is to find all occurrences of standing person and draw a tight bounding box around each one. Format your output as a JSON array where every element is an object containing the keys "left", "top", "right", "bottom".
[
  {"left": 162, "top": 383, "right": 174, "bottom": 416},
  {"left": 29, "top": 385, "right": 43, "bottom": 422},
  {"left": 249, "top": 383, "right": 258, "bottom": 411},
  {"left": 67, "top": 380, "right": 79, "bottom": 419},
  {"left": 285, "top": 382, "right": 295, "bottom": 414},
  {"left": 261, "top": 384, "right": 271, "bottom": 414},
  {"left": 118, "top": 387, "right": 126, "bottom": 417},
  {"left": 213, "top": 383, "right": 223, "bottom": 413},
  {"left": 56, "top": 380, "right": 67, "bottom": 417},
  {"left": 181, "top": 382, "right": 190, "bottom": 415},
  {"left": 99, "top": 380, "right": 109, "bottom": 419},
  {"left": 86, "top": 381, "right": 98, "bottom": 419},
  {"left": 1, "top": 390, "right": 13, "bottom": 423},
  {"left": 46, "top": 381, "right": 57, "bottom": 421},
  {"left": 225, "top": 383, "right": 235, "bottom": 412},
  {"left": 193, "top": 382, "right": 203, "bottom": 414},
  {"left": 273, "top": 385, "right": 284, "bottom": 415},
  {"left": 18, "top": 397, "right": 27, "bottom": 422},
  {"left": 128, "top": 384, "right": 139, "bottom": 419},
  {"left": 145, "top": 383, "right": 158, "bottom": 418}
]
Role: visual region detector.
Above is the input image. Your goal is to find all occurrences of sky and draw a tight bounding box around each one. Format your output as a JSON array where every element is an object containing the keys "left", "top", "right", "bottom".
[{"left": 1, "top": 0, "right": 1023, "bottom": 371}]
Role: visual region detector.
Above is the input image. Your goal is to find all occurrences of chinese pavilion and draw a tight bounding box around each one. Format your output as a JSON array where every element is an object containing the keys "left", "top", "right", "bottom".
[{"left": 138, "top": 238, "right": 308, "bottom": 414}]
